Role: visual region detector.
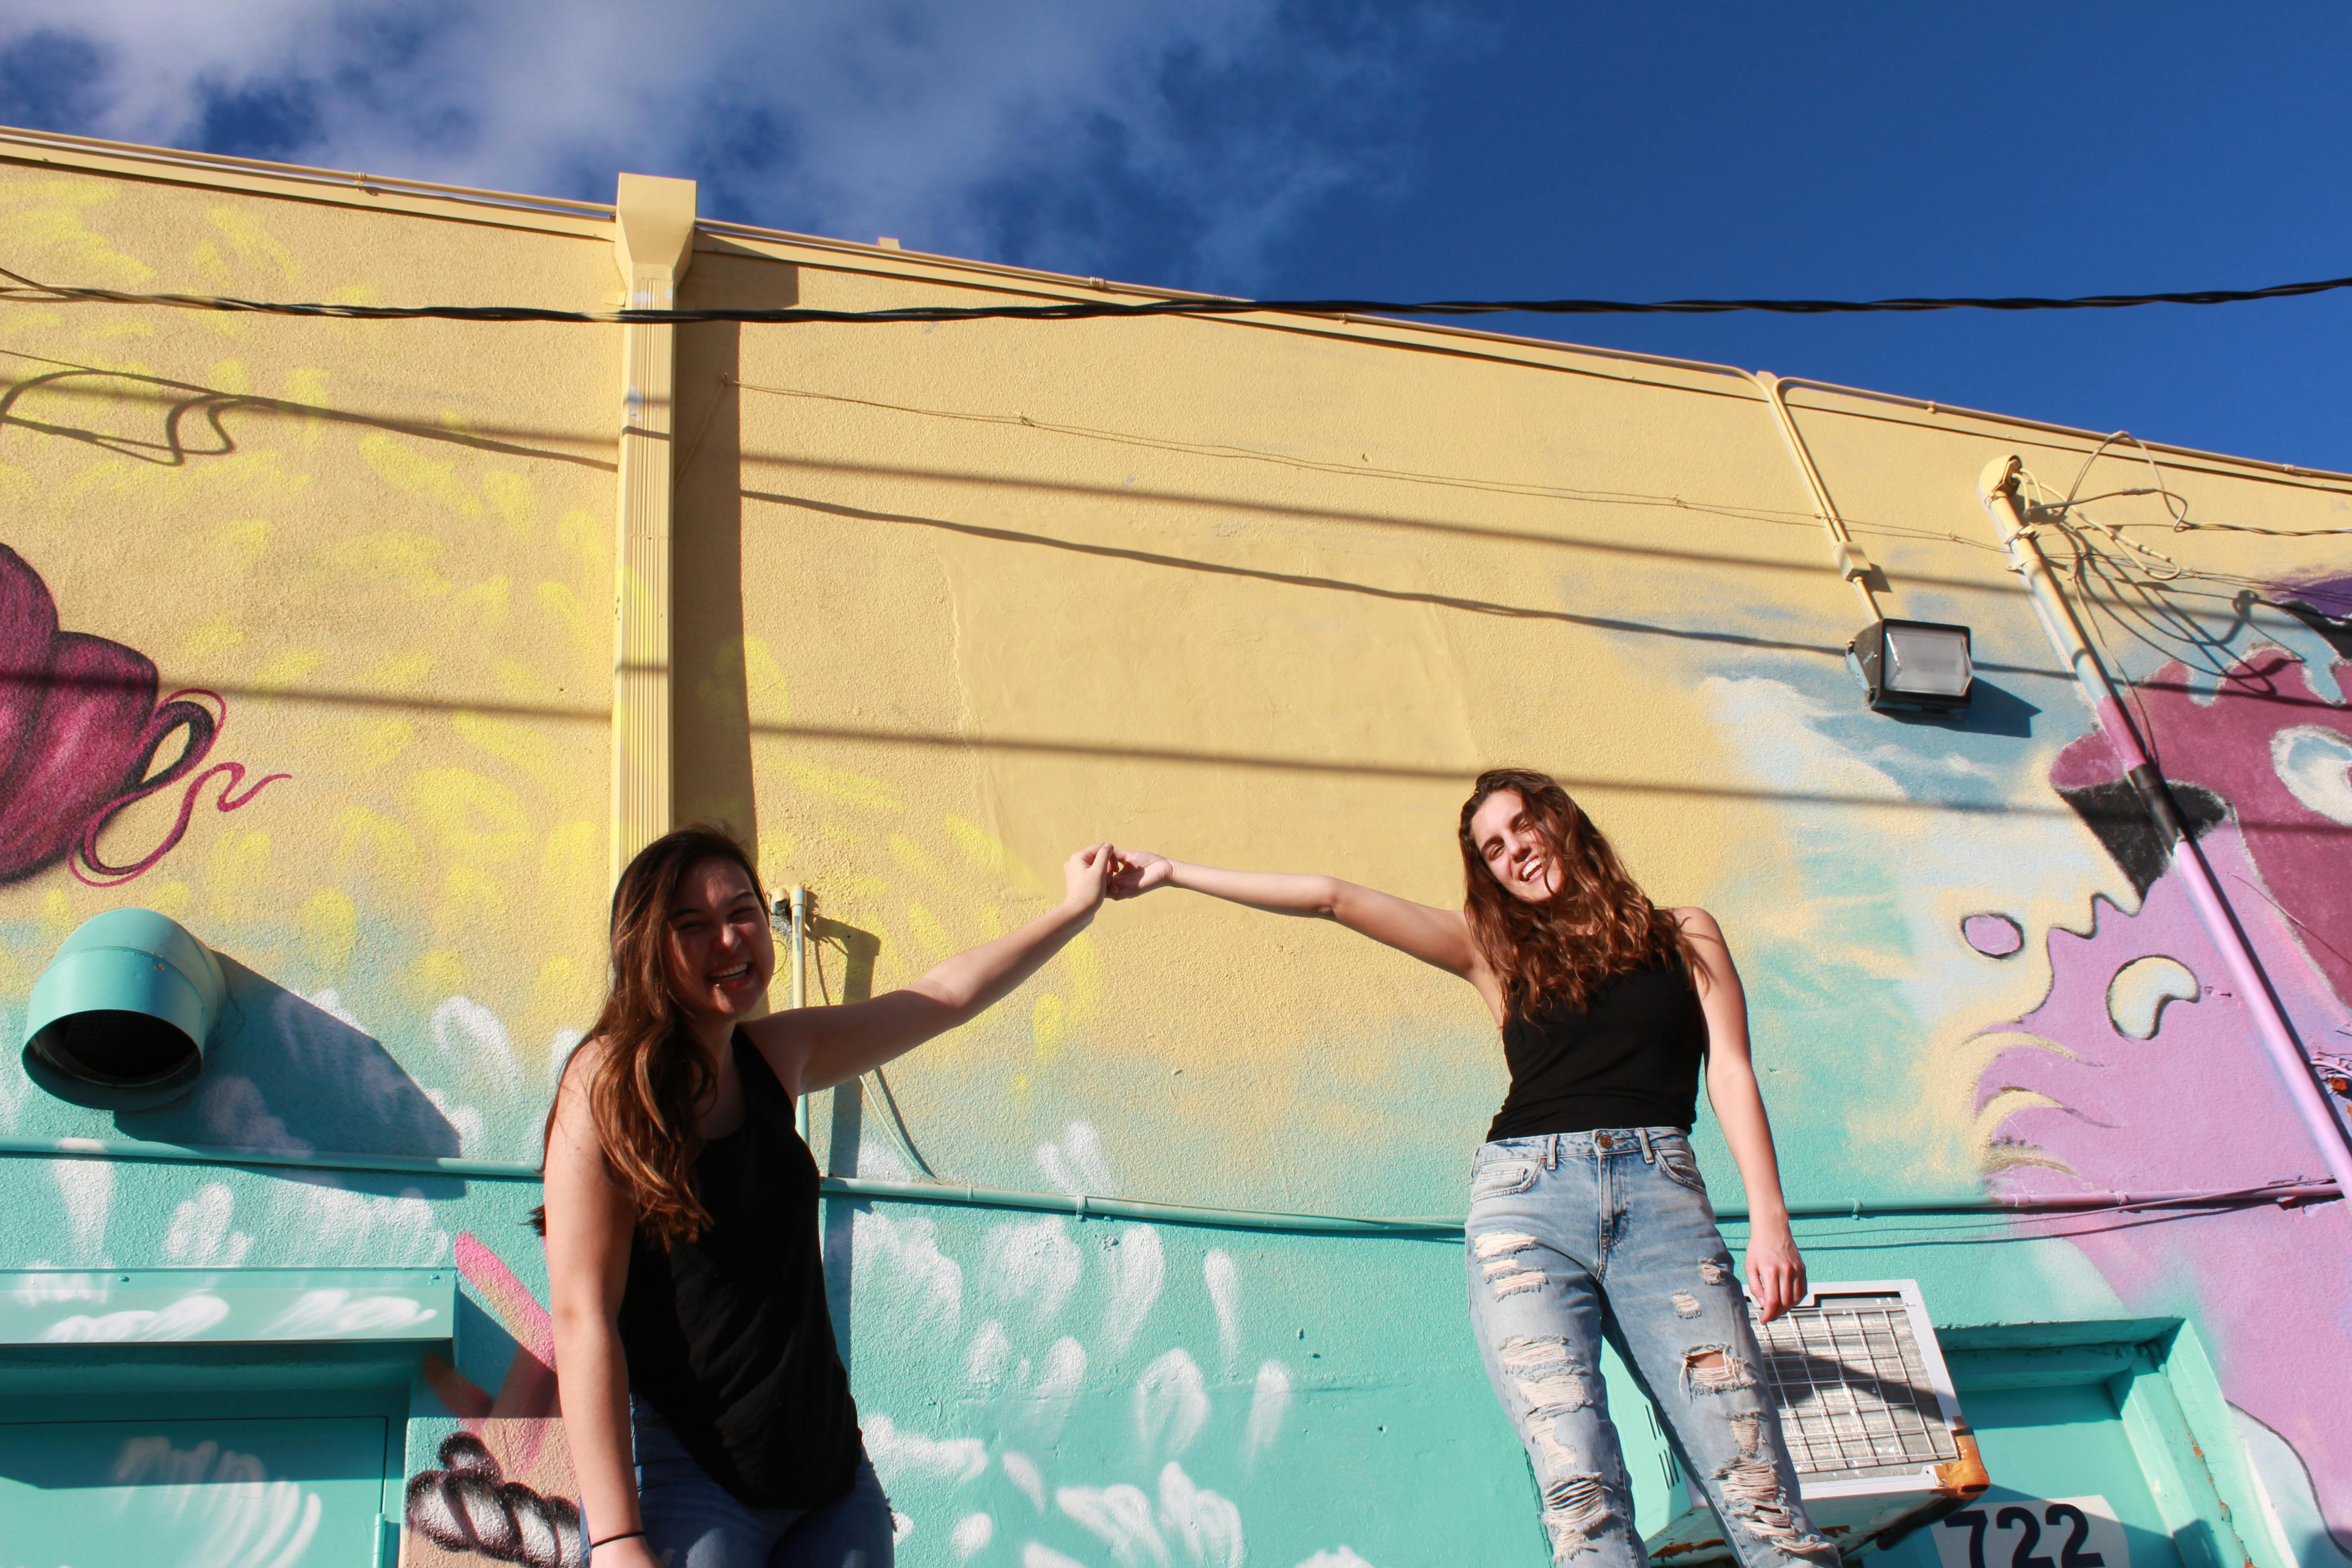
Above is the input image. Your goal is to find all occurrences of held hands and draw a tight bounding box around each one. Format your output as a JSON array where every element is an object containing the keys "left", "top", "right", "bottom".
[
  {"left": 1106, "top": 850, "right": 1173, "bottom": 899},
  {"left": 1063, "top": 843, "right": 1120, "bottom": 915},
  {"left": 1743, "top": 1219, "right": 1808, "bottom": 1323}
]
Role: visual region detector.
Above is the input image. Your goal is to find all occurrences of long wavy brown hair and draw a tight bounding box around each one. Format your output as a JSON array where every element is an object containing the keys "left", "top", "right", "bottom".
[
  {"left": 1458, "top": 768, "right": 1695, "bottom": 1016},
  {"left": 537, "top": 824, "right": 765, "bottom": 1247}
]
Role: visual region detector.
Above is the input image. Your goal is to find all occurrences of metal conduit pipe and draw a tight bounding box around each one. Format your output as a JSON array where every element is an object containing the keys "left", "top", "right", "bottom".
[
  {"left": 1754, "top": 371, "right": 1885, "bottom": 622},
  {"left": 0, "top": 1137, "right": 2332, "bottom": 1234},
  {"left": 1976, "top": 454, "right": 2352, "bottom": 1207},
  {"left": 0, "top": 1133, "right": 545, "bottom": 1182},
  {"left": 787, "top": 883, "right": 810, "bottom": 1141}
]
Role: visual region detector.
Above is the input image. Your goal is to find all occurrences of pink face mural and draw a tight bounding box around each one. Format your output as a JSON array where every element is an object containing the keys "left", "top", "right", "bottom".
[
  {"left": 0, "top": 543, "right": 284, "bottom": 887},
  {"left": 1975, "top": 638, "right": 2352, "bottom": 1552}
]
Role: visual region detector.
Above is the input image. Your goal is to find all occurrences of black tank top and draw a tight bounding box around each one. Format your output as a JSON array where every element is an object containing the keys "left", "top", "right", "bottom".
[
  {"left": 1486, "top": 958, "right": 1708, "bottom": 1141},
  {"left": 617, "top": 1032, "right": 861, "bottom": 1507}
]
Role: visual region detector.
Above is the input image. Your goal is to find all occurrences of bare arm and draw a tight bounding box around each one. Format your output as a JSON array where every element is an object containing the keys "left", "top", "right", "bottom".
[
  {"left": 541, "top": 1048, "right": 660, "bottom": 1568},
  {"left": 746, "top": 843, "right": 1114, "bottom": 1096},
  {"left": 1681, "top": 906, "right": 1807, "bottom": 1322},
  {"left": 1110, "top": 852, "right": 1492, "bottom": 998}
]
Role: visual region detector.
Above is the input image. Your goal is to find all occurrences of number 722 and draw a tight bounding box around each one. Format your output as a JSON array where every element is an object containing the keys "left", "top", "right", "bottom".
[{"left": 1944, "top": 1505, "right": 2105, "bottom": 1568}]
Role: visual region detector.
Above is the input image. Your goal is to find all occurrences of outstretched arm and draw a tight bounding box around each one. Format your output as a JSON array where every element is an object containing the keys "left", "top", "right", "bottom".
[
  {"left": 1112, "top": 853, "right": 1488, "bottom": 990},
  {"left": 747, "top": 843, "right": 1116, "bottom": 1096},
  {"left": 1682, "top": 906, "right": 1807, "bottom": 1322}
]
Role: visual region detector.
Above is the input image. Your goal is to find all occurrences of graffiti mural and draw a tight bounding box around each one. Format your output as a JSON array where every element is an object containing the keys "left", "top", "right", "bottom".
[
  {"left": 1978, "top": 642, "right": 2352, "bottom": 1555},
  {"left": 411, "top": 1232, "right": 584, "bottom": 1568},
  {"left": 0, "top": 542, "right": 284, "bottom": 887}
]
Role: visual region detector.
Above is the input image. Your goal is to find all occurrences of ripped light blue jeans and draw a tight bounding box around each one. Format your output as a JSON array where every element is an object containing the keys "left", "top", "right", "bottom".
[{"left": 1463, "top": 1128, "right": 1838, "bottom": 1568}]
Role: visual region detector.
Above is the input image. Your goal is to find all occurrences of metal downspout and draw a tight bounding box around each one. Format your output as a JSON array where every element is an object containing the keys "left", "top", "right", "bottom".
[{"left": 1976, "top": 454, "right": 2352, "bottom": 1205}]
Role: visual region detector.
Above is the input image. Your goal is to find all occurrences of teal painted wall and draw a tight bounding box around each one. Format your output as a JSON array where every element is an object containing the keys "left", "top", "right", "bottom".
[{"left": 1, "top": 143, "right": 2348, "bottom": 1568}]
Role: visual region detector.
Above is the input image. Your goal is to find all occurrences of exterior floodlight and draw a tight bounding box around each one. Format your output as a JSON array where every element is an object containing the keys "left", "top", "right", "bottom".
[
  {"left": 1852, "top": 618, "right": 1973, "bottom": 715},
  {"left": 22, "top": 908, "right": 225, "bottom": 1110}
]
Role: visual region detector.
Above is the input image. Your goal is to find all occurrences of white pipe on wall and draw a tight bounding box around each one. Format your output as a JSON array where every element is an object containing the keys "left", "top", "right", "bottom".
[
  {"left": 1754, "top": 371, "right": 1886, "bottom": 623},
  {"left": 789, "top": 884, "right": 809, "bottom": 1142}
]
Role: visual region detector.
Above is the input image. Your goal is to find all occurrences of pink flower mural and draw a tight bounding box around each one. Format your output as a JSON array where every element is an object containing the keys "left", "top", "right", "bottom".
[
  {"left": 0, "top": 542, "right": 285, "bottom": 887},
  {"left": 1977, "top": 642, "right": 2352, "bottom": 1552}
]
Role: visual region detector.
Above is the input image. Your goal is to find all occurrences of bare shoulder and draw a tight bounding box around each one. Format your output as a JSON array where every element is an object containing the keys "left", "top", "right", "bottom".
[
  {"left": 551, "top": 1035, "right": 610, "bottom": 1116},
  {"left": 1671, "top": 906, "right": 1726, "bottom": 942}
]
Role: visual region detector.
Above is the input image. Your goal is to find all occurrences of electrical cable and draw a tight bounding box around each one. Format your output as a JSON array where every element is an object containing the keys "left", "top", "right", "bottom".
[{"left": 13, "top": 262, "right": 2352, "bottom": 326}]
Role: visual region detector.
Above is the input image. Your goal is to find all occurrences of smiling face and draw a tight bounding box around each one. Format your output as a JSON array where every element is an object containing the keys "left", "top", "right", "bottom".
[
  {"left": 1469, "top": 788, "right": 1564, "bottom": 904},
  {"left": 662, "top": 856, "right": 776, "bottom": 1024}
]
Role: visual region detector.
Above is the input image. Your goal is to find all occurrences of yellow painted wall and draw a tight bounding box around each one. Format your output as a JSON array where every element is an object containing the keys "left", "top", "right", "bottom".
[{"left": 0, "top": 162, "right": 620, "bottom": 1156}]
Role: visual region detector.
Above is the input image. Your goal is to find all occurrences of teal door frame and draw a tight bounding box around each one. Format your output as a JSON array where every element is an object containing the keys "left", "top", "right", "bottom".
[
  {"left": 1938, "top": 1318, "right": 2264, "bottom": 1568},
  {"left": 0, "top": 1266, "right": 455, "bottom": 1567}
]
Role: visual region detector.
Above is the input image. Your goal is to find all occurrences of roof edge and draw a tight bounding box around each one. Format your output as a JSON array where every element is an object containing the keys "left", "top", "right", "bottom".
[{"left": 5, "top": 122, "right": 2346, "bottom": 489}]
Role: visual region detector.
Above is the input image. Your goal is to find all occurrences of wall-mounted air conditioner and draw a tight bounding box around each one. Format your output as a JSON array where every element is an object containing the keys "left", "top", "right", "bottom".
[{"left": 1639, "top": 1279, "right": 1989, "bottom": 1560}]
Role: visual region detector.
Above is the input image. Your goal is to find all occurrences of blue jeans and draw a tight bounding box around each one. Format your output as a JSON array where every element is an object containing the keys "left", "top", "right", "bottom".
[
  {"left": 612, "top": 1401, "right": 897, "bottom": 1568},
  {"left": 1463, "top": 1128, "right": 1838, "bottom": 1568}
]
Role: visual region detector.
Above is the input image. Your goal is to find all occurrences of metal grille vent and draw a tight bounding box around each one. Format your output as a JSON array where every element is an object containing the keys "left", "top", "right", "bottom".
[{"left": 1751, "top": 1289, "right": 1961, "bottom": 1484}]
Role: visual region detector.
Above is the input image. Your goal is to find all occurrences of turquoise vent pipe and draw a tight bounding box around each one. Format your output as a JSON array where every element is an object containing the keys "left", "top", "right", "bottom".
[{"left": 20, "top": 908, "right": 225, "bottom": 1111}]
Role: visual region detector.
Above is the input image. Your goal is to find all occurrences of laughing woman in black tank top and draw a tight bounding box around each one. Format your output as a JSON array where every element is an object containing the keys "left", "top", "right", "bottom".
[
  {"left": 541, "top": 826, "right": 1117, "bottom": 1568},
  {"left": 1112, "top": 769, "right": 1837, "bottom": 1568}
]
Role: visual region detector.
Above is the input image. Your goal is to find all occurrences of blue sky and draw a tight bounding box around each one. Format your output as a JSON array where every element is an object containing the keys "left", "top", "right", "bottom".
[{"left": 4, "top": 2, "right": 2350, "bottom": 469}]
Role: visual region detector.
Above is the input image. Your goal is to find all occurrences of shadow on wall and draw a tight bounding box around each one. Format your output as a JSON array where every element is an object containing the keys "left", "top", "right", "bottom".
[
  {"left": 116, "top": 955, "right": 460, "bottom": 1158},
  {"left": 1871, "top": 677, "right": 2042, "bottom": 741},
  {"left": 672, "top": 309, "right": 759, "bottom": 838},
  {"left": 0, "top": 358, "right": 617, "bottom": 474},
  {"left": 813, "top": 914, "right": 882, "bottom": 1372}
]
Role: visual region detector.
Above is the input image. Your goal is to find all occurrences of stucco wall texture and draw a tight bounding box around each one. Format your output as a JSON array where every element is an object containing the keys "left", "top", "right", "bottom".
[{"left": 0, "top": 138, "right": 2347, "bottom": 1568}]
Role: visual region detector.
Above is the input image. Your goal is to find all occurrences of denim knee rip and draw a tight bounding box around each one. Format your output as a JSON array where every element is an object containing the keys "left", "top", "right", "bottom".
[
  {"left": 1697, "top": 1258, "right": 1733, "bottom": 1286},
  {"left": 1497, "top": 1336, "right": 1613, "bottom": 1559},
  {"left": 1715, "top": 1413, "right": 1836, "bottom": 1558},
  {"left": 1540, "top": 1470, "right": 1614, "bottom": 1562},
  {"left": 1679, "top": 1343, "right": 1755, "bottom": 1396},
  {"left": 1474, "top": 1230, "right": 1547, "bottom": 1299},
  {"left": 1500, "top": 1336, "right": 1593, "bottom": 1420}
]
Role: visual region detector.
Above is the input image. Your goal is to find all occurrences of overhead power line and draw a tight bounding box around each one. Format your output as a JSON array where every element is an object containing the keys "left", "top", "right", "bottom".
[{"left": 6, "top": 264, "right": 2352, "bottom": 327}]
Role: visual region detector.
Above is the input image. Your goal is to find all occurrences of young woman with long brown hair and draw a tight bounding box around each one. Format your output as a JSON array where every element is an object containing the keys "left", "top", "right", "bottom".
[
  {"left": 1110, "top": 769, "right": 1837, "bottom": 1568},
  {"left": 542, "top": 824, "right": 1118, "bottom": 1568}
]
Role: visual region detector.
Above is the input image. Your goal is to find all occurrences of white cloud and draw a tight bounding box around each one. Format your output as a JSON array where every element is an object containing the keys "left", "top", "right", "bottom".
[
  {"left": 1, "top": 2, "right": 1455, "bottom": 288},
  {"left": 1036, "top": 1120, "right": 1114, "bottom": 1196},
  {"left": 1158, "top": 1462, "right": 1243, "bottom": 1568},
  {"left": 984, "top": 1215, "right": 1083, "bottom": 1326},
  {"left": 853, "top": 1207, "right": 965, "bottom": 1336},
  {"left": 862, "top": 1412, "right": 989, "bottom": 1487},
  {"left": 1056, "top": 1482, "right": 1166, "bottom": 1568},
  {"left": 1133, "top": 1347, "right": 1209, "bottom": 1459},
  {"left": 1098, "top": 1225, "right": 1164, "bottom": 1357},
  {"left": 163, "top": 1181, "right": 255, "bottom": 1267},
  {"left": 1022, "top": 1336, "right": 1089, "bottom": 1440},
  {"left": 1001, "top": 1450, "right": 1048, "bottom": 1514},
  {"left": 1243, "top": 1359, "right": 1291, "bottom": 1467},
  {"left": 952, "top": 1512, "right": 995, "bottom": 1561},
  {"left": 1202, "top": 1249, "right": 1239, "bottom": 1369}
]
